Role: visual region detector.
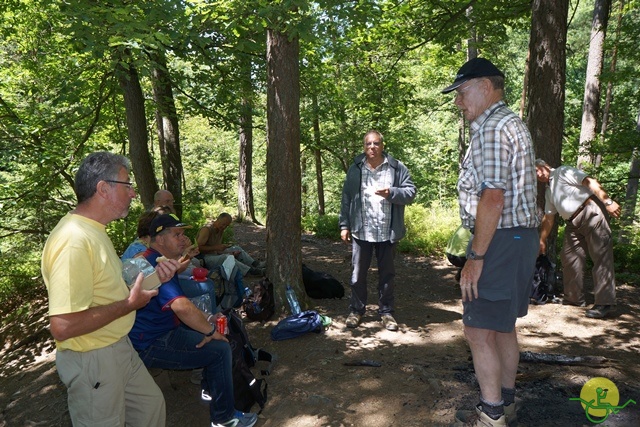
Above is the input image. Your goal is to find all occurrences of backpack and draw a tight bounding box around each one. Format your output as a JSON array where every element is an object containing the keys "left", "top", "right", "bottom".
[
  {"left": 530, "top": 254, "right": 556, "bottom": 305},
  {"left": 302, "top": 265, "right": 345, "bottom": 299},
  {"left": 210, "top": 264, "right": 245, "bottom": 311},
  {"left": 243, "top": 278, "right": 276, "bottom": 322},
  {"left": 270, "top": 310, "right": 326, "bottom": 341},
  {"left": 223, "top": 309, "right": 273, "bottom": 413}
]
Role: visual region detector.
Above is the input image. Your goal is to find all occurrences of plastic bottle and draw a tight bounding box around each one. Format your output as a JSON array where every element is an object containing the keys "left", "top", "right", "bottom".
[
  {"left": 244, "top": 286, "right": 253, "bottom": 299},
  {"left": 285, "top": 285, "right": 301, "bottom": 315}
]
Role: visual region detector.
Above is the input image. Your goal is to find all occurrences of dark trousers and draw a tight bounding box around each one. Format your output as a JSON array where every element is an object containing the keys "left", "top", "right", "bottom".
[{"left": 349, "top": 238, "right": 396, "bottom": 315}]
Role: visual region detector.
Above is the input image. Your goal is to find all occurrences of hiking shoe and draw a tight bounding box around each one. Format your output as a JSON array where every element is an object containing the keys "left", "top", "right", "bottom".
[
  {"left": 585, "top": 304, "right": 616, "bottom": 319},
  {"left": 503, "top": 403, "right": 516, "bottom": 427},
  {"left": 453, "top": 405, "right": 506, "bottom": 426},
  {"left": 381, "top": 314, "right": 398, "bottom": 331},
  {"left": 211, "top": 411, "right": 257, "bottom": 427},
  {"left": 561, "top": 299, "right": 586, "bottom": 307},
  {"left": 345, "top": 312, "right": 362, "bottom": 328}
]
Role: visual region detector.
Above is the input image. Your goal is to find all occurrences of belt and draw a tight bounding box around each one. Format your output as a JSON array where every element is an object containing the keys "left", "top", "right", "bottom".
[{"left": 568, "top": 196, "right": 593, "bottom": 223}]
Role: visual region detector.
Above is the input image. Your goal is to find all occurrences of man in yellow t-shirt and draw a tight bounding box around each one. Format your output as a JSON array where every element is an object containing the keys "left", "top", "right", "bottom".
[{"left": 42, "top": 152, "right": 179, "bottom": 426}]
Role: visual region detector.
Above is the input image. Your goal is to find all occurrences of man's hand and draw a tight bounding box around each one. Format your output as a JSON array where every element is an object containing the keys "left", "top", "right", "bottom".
[
  {"left": 196, "top": 331, "right": 228, "bottom": 348},
  {"left": 340, "top": 229, "right": 351, "bottom": 243},
  {"left": 155, "top": 258, "right": 180, "bottom": 282},
  {"left": 606, "top": 200, "right": 621, "bottom": 219},
  {"left": 375, "top": 188, "right": 390, "bottom": 199},
  {"left": 127, "top": 272, "right": 158, "bottom": 310},
  {"left": 459, "top": 259, "right": 483, "bottom": 302}
]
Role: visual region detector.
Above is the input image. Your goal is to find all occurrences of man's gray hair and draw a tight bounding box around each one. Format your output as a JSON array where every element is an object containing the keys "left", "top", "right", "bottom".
[
  {"left": 74, "top": 152, "right": 131, "bottom": 204},
  {"left": 534, "top": 159, "right": 548, "bottom": 167}
]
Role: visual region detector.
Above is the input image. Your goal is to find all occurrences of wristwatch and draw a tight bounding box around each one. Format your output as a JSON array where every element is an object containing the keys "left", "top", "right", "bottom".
[
  {"left": 205, "top": 326, "right": 216, "bottom": 337},
  {"left": 468, "top": 250, "right": 485, "bottom": 261},
  {"left": 604, "top": 198, "right": 614, "bottom": 206}
]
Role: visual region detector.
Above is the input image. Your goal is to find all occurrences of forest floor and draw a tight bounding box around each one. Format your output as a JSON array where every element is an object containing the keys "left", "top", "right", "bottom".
[{"left": 1, "top": 221, "right": 639, "bottom": 427}]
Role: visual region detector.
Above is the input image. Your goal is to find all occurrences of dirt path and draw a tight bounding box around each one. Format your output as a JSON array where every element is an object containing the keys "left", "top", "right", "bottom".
[{"left": 1, "top": 222, "right": 639, "bottom": 426}]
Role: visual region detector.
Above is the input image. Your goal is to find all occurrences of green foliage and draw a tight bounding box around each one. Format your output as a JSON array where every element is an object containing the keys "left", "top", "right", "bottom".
[
  {"left": 398, "top": 202, "right": 460, "bottom": 257},
  {"left": 301, "top": 214, "right": 340, "bottom": 240}
]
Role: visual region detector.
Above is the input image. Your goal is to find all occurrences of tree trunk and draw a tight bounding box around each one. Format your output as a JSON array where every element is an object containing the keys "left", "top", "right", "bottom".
[
  {"left": 619, "top": 106, "right": 640, "bottom": 244},
  {"left": 525, "top": 0, "right": 569, "bottom": 261},
  {"left": 116, "top": 53, "right": 157, "bottom": 209},
  {"left": 312, "top": 93, "right": 325, "bottom": 215},
  {"left": 577, "top": 0, "right": 611, "bottom": 170},
  {"left": 151, "top": 52, "right": 183, "bottom": 218},
  {"left": 265, "top": 28, "right": 304, "bottom": 314},
  {"left": 598, "top": 0, "right": 624, "bottom": 170},
  {"left": 237, "top": 55, "right": 259, "bottom": 224}
]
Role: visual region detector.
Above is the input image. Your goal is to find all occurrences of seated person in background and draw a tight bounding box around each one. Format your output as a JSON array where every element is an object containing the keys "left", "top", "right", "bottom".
[
  {"left": 153, "top": 189, "right": 175, "bottom": 210},
  {"left": 123, "top": 209, "right": 214, "bottom": 313},
  {"left": 130, "top": 213, "right": 257, "bottom": 427},
  {"left": 122, "top": 206, "right": 175, "bottom": 260},
  {"left": 196, "top": 212, "right": 265, "bottom": 276}
]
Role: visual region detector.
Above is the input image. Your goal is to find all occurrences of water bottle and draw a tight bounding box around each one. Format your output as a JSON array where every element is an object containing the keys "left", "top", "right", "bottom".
[
  {"left": 244, "top": 286, "right": 253, "bottom": 299},
  {"left": 285, "top": 285, "right": 301, "bottom": 315}
]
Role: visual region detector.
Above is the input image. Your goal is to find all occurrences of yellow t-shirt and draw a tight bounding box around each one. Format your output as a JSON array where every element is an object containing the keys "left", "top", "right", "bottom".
[{"left": 42, "top": 213, "right": 134, "bottom": 352}]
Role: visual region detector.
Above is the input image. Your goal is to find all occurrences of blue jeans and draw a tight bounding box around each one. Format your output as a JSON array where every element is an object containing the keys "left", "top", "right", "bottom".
[
  {"left": 349, "top": 238, "right": 396, "bottom": 315},
  {"left": 136, "top": 325, "right": 234, "bottom": 424}
]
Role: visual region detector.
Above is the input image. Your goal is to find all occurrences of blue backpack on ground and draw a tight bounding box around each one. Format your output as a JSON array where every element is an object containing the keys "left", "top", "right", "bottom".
[{"left": 270, "top": 310, "right": 327, "bottom": 341}]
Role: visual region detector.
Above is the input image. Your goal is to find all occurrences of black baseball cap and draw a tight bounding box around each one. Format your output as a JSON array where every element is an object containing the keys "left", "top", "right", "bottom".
[
  {"left": 149, "top": 213, "right": 192, "bottom": 237},
  {"left": 441, "top": 58, "right": 505, "bottom": 94}
]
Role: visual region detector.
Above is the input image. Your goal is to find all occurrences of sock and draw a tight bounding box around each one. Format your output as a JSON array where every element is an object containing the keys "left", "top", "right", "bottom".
[
  {"left": 502, "top": 386, "right": 516, "bottom": 406},
  {"left": 479, "top": 397, "right": 504, "bottom": 420}
]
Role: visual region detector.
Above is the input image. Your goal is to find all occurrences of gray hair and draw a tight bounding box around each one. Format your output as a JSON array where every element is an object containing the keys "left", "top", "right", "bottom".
[
  {"left": 534, "top": 159, "right": 548, "bottom": 167},
  {"left": 74, "top": 152, "right": 131, "bottom": 204},
  {"left": 363, "top": 130, "right": 384, "bottom": 145}
]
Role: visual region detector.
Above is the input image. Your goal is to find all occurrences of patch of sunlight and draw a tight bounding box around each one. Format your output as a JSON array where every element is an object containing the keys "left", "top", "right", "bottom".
[{"left": 278, "top": 414, "right": 338, "bottom": 427}]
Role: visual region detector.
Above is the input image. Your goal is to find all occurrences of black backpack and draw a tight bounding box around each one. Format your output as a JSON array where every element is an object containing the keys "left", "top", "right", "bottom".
[
  {"left": 302, "top": 264, "right": 345, "bottom": 299},
  {"left": 243, "top": 278, "right": 275, "bottom": 322},
  {"left": 223, "top": 309, "right": 273, "bottom": 413},
  {"left": 530, "top": 254, "right": 556, "bottom": 305}
]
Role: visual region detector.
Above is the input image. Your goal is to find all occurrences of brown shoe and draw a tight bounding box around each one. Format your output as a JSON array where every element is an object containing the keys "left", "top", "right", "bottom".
[
  {"left": 452, "top": 405, "right": 506, "bottom": 427},
  {"left": 345, "top": 312, "right": 362, "bottom": 328},
  {"left": 381, "top": 314, "right": 398, "bottom": 331}
]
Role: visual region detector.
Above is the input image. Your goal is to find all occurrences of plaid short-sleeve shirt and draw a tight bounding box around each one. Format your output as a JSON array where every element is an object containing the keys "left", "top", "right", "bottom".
[{"left": 457, "top": 101, "right": 538, "bottom": 230}]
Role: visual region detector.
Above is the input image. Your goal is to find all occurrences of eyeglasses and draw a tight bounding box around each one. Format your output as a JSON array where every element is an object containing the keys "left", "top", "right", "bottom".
[
  {"left": 455, "top": 80, "right": 479, "bottom": 97},
  {"left": 105, "top": 180, "right": 135, "bottom": 191}
]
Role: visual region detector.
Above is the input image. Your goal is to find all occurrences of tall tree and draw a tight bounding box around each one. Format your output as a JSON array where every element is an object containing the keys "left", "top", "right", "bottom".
[
  {"left": 116, "top": 52, "right": 158, "bottom": 209},
  {"left": 265, "top": 26, "right": 304, "bottom": 313},
  {"left": 525, "top": 0, "right": 570, "bottom": 258},
  {"left": 151, "top": 51, "right": 183, "bottom": 217},
  {"left": 237, "top": 53, "right": 259, "bottom": 223},
  {"left": 577, "top": 0, "right": 612, "bottom": 169}
]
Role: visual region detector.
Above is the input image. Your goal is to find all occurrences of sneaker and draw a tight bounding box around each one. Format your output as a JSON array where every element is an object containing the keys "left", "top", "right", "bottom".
[
  {"left": 585, "top": 304, "right": 616, "bottom": 319},
  {"left": 190, "top": 368, "right": 203, "bottom": 385},
  {"left": 345, "top": 312, "right": 362, "bottom": 328},
  {"left": 503, "top": 403, "right": 516, "bottom": 427},
  {"left": 211, "top": 411, "right": 258, "bottom": 427},
  {"left": 453, "top": 405, "right": 506, "bottom": 426},
  {"left": 381, "top": 314, "right": 398, "bottom": 331},
  {"left": 561, "top": 299, "right": 586, "bottom": 307}
]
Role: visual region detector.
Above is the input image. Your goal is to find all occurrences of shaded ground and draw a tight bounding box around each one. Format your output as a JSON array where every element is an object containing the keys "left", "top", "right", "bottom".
[{"left": 1, "top": 221, "right": 639, "bottom": 426}]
